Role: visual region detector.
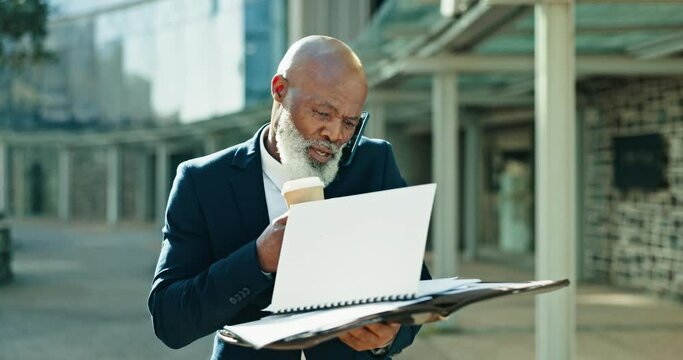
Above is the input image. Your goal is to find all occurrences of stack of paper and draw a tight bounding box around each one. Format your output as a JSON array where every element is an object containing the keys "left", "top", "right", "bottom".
[
  {"left": 219, "top": 278, "right": 569, "bottom": 350},
  {"left": 222, "top": 278, "right": 479, "bottom": 349}
]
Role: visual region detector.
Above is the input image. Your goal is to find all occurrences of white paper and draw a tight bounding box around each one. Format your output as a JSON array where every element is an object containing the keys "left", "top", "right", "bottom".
[
  {"left": 267, "top": 184, "right": 437, "bottom": 313},
  {"left": 225, "top": 299, "right": 425, "bottom": 348}
]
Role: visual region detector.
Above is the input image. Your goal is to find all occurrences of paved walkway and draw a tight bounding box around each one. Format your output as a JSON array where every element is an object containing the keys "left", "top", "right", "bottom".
[{"left": 1, "top": 221, "right": 681, "bottom": 359}]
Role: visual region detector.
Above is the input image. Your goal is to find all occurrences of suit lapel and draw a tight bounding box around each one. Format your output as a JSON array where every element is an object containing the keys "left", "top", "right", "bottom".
[{"left": 228, "top": 126, "right": 270, "bottom": 241}]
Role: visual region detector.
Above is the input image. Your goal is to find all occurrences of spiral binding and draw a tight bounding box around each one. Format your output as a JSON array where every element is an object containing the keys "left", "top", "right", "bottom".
[{"left": 274, "top": 293, "right": 417, "bottom": 314}]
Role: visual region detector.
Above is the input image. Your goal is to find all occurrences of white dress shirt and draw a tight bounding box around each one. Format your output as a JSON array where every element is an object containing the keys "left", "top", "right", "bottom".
[{"left": 259, "top": 126, "right": 291, "bottom": 223}]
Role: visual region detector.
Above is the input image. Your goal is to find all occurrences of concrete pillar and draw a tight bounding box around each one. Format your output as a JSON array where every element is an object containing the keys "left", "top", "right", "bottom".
[
  {"left": 106, "top": 145, "right": 121, "bottom": 226},
  {"left": 204, "top": 134, "right": 221, "bottom": 154},
  {"left": 535, "top": 1, "right": 577, "bottom": 360},
  {"left": 12, "top": 148, "right": 26, "bottom": 218},
  {"left": 155, "top": 143, "right": 170, "bottom": 226},
  {"left": 366, "top": 103, "right": 386, "bottom": 139},
  {"left": 335, "top": 1, "right": 351, "bottom": 44},
  {"left": 431, "top": 73, "right": 459, "bottom": 278},
  {"left": 463, "top": 120, "right": 481, "bottom": 260},
  {"left": 313, "top": 1, "right": 330, "bottom": 42},
  {"left": 332, "top": 0, "right": 370, "bottom": 43},
  {"left": 136, "top": 150, "right": 152, "bottom": 222},
  {"left": 288, "top": 0, "right": 305, "bottom": 44},
  {"left": 288, "top": 0, "right": 371, "bottom": 44},
  {"left": 270, "top": 0, "right": 287, "bottom": 68},
  {"left": 357, "top": 0, "right": 370, "bottom": 35},
  {"left": 57, "top": 147, "right": 71, "bottom": 221},
  {"left": 0, "top": 142, "right": 7, "bottom": 215}
]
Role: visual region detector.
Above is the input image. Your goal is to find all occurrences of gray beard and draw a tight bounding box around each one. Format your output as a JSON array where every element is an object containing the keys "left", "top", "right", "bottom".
[{"left": 274, "top": 112, "right": 344, "bottom": 186}]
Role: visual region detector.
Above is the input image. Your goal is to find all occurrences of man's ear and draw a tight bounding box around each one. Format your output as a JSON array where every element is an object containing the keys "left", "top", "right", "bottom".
[{"left": 271, "top": 75, "right": 288, "bottom": 103}]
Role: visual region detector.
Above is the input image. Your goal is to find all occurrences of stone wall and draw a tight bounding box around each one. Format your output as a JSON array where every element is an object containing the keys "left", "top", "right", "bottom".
[
  {"left": 70, "top": 149, "right": 107, "bottom": 220},
  {"left": 120, "top": 148, "right": 164, "bottom": 222},
  {"left": 582, "top": 77, "right": 683, "bottom": 298}
]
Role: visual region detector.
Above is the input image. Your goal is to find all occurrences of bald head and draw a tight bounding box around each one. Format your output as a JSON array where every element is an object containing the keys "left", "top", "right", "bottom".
[{"left": 276, "top": 35, "right": 367, "bottom": 92}]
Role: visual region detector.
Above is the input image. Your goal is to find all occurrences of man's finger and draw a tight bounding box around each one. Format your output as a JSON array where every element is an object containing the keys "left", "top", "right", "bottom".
[
  {"left": 364, "top": 322, "right": 397, "bottom": 333},
  {"left": 272, "top": 222, "right": 286, "bottom": 232},
  {"left": 339, "top": 329, "right": 377, "bottom": 351},
  {"left": 354, "top": 326, "right": 384, "bottom": 341},
  {"left": 338, "top": 331, "right": 365, "bottom": 351},
  {"left": 274, "top": 212, "right": 289, "bottom": 225},
  {"left": 364, "top": 322, "right": 400, "bottom": 339}
]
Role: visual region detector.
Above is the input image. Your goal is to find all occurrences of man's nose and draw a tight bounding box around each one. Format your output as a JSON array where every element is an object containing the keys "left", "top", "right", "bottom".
[{"left": 321, "top": 120, "right": 344, "bottom": 145}]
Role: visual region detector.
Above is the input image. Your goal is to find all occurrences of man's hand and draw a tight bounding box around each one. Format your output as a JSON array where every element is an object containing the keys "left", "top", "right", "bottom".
[
  {"left": 255, "top": 213, "right": 288, "bottom": 273},
  {"left": 338, "top": 322, "right": 400, "bottom": 352}
]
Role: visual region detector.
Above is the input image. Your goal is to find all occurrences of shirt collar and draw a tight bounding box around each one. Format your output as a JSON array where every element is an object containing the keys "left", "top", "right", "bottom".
[{"left": 260, "top": 125, "right": 290, "bottom": 191}]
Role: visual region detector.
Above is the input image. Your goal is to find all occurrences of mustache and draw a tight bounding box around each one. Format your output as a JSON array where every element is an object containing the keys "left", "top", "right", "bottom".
[{"left": 305, "top": 139, "right": 343, "bottom": 154}]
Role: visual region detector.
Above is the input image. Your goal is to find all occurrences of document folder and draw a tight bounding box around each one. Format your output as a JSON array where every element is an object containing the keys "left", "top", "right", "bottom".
[{"left": 218, "top": 278, "right": 570, "bottom": 350}]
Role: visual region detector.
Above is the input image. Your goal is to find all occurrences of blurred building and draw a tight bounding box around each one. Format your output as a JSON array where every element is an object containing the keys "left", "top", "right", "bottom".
[
  {"left": 1, "top": 0, "right": 288, "bottom": 130},
  {"left": 1, "top": 0, "right": 682, "bottom": 326}
]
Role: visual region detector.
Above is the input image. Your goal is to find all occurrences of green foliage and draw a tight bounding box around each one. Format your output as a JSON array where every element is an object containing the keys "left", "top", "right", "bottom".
[{"left": 0, "top": 0, "right": 51, "bottom": 66}]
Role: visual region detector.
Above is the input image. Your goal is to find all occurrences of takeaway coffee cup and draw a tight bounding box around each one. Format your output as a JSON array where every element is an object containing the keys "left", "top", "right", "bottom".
[{"left": 282, "top": 177, "right": 325, "bottom": 207}]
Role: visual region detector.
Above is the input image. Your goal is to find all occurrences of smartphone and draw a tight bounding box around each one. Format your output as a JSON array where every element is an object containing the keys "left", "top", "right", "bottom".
[{"left": 340, "top": 111, "right": 369, "bottom": 167}]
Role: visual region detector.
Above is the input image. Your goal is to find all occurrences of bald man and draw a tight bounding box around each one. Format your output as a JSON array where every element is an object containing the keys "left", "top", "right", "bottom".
[{"left": 149, "top": 36, "right": 430, "bottom": 360}]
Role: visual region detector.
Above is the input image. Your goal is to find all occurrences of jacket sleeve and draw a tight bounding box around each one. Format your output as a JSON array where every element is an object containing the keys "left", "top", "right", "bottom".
[
  {"left": 375, "top": 142, "right": 433, "bottom": 358},
  {"left": 147, "top": 163, "right": 272, "bottom": 349}
]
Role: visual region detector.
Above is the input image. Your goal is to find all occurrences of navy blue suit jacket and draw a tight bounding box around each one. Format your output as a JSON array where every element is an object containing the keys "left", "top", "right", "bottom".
[{"left": 149, "top": 126, "right": 430, "bottom": 359}]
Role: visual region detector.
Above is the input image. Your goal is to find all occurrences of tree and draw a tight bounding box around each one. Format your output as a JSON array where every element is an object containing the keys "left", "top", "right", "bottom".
[{"left": 0, "top": 0, "right": 50, "bottom": 66}]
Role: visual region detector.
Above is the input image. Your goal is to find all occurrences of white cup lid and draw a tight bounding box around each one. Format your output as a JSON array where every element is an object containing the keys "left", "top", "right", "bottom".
[{"left": 282, "top": 177, "right": 324, "bottom": 193}]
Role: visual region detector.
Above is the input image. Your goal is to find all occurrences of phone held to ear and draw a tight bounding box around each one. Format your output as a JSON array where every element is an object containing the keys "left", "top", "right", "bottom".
[{"left": 340, "top": 111, "right": 369, "bottom": 167}]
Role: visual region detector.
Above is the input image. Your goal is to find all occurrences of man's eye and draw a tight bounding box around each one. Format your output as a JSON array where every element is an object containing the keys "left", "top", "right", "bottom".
[
  {"left": 314, "top": 110, "right": 329, "bottom": 117},
  {"left": 344, "top": 120, "right": 357, "bottom": 128}
]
